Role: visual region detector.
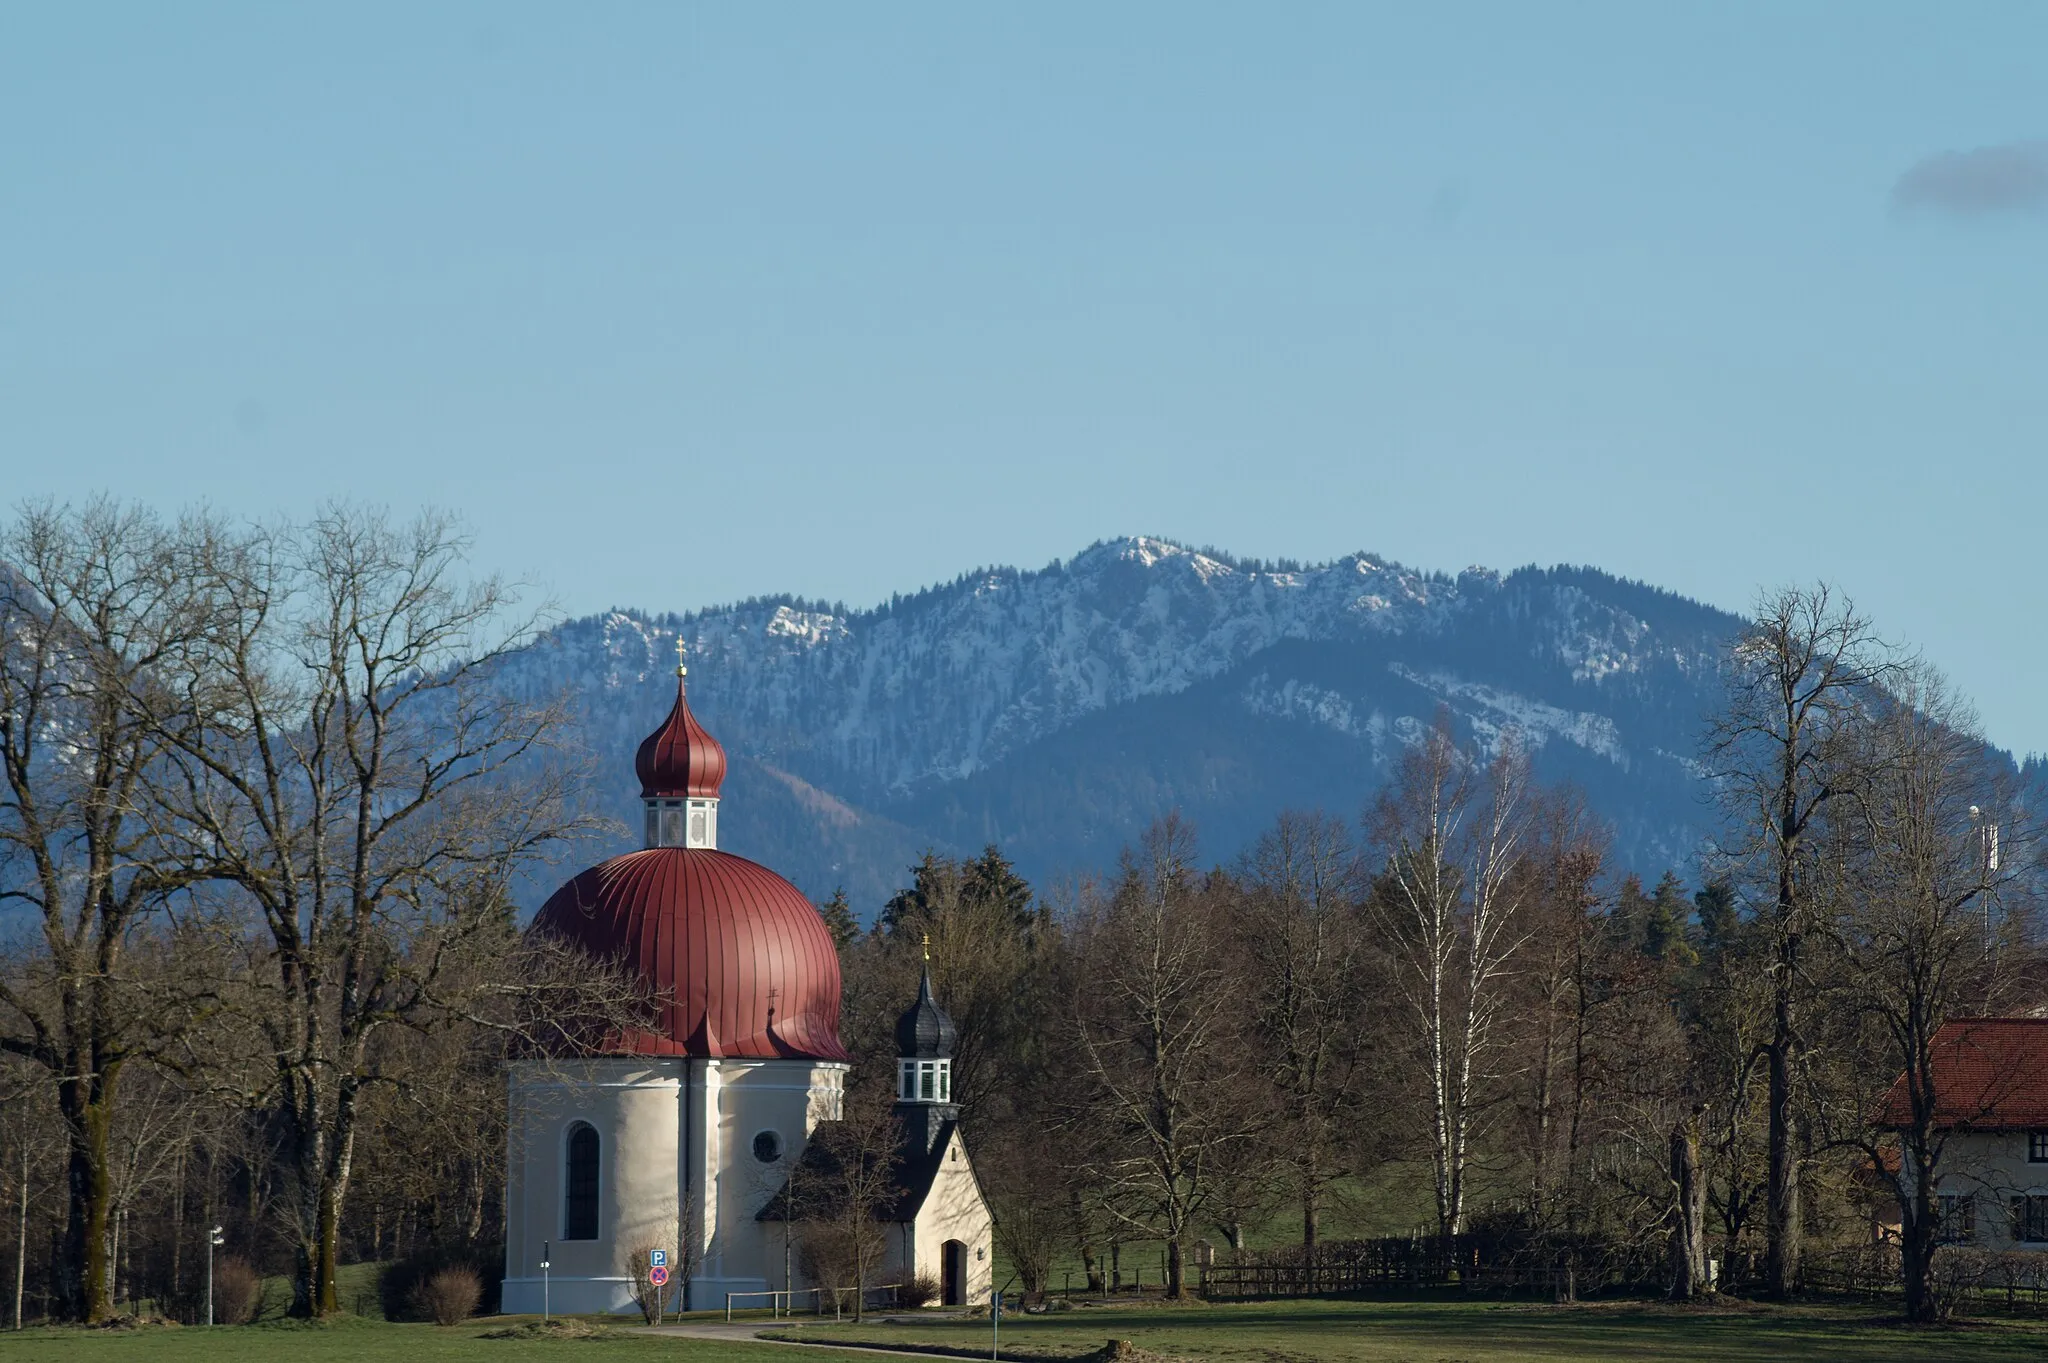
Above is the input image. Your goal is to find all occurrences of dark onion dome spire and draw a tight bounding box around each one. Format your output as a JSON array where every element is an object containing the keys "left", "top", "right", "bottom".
[
  {"left": 895, "top": 946, "right": 957, "bottom": 1060},
  {"left": 635, "top": 639, "right": 727, "bottom": 799}
]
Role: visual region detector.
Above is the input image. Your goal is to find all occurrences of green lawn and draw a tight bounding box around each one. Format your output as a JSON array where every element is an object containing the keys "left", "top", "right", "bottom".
[
  {"left": 0, "top": 1318, "right": 811, "bottom": 1363},
  {"left": 767, "top": 1295, "right": 2048, "bottom": 1362},
  {"left": 7, "top": 1297, "right": 2047, "bottom": 1363}
]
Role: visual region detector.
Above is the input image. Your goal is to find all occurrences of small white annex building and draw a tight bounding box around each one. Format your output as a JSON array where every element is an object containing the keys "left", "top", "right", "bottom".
[{"left": 500, "top": 651, "right": 992, "bottom": 1314}]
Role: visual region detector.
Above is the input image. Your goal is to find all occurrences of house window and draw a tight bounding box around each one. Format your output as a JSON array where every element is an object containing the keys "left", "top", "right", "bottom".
[
  {"left": 2030, "top": 1131, "right": 2048, "bottom": 1163},
  {"left": 2012, "top": 1195, "right": 2048, "bottom": 1244},
  {"left": 564, "top": 1123, "right": 600, "bottom": 1240},
  {"left": 920, "top": 1061, "right": 935, "bottom": 1101},
  {"left": 1938, "top": 1194, "right": 1976, "bottom": 1244},
  {"left": 900, "top": 1060, "right": 917, "bottom": 1101}
]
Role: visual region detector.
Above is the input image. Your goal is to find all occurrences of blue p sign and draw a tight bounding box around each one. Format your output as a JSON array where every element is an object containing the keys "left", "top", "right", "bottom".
[{"left": 650, "top": 1249, "right": 668, "bottom": 1268}]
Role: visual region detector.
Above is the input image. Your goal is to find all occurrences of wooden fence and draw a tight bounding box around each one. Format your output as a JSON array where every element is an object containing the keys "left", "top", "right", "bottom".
[{"left": 1200, "top": 1234, "right": 1663, "bottom": 1301}]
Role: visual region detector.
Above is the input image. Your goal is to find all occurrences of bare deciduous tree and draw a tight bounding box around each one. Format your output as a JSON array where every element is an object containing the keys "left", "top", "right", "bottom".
[
  {"left": 141, "top": 507, "right": 602, "bottom": 1315},
  {"left": 0, "top": 500, "right": 218, "bottom": 1321},
  {"left": 1233, "top": 810, "right": 1371, "bottom": 1257},
  {"left": 1067, "top": 815, "right": 1253, "bottom": 1298},
  {"left": 1818, "top": 664, "right": 2031, "bottom": 1322},
  {"left": 1705, "top": 584, "right": 1893, "bottom": 1298},
  {"left": 790, "top": 1085, "right": 902, "bottom": 1321}
]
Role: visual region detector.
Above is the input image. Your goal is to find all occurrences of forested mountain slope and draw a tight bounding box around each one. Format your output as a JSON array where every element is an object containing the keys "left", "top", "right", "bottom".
[{"left": 497, "top": 537, "right": 1755, "bottom": 911}]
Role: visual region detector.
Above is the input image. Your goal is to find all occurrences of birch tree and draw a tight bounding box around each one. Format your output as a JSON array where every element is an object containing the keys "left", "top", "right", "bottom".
[{"left": 1368, "top": 714, "right": 1532, "bottom": 1244}]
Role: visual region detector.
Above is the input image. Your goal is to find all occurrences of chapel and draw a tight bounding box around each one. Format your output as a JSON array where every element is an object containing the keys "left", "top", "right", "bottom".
[{"left": 500, "top": 647, "right": 993, "bottom": 1314}]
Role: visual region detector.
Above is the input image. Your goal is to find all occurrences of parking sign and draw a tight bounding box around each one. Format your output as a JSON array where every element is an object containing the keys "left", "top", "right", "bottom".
[{"left": 650, "top": 1249, "right": 667, "bottom": 1267}]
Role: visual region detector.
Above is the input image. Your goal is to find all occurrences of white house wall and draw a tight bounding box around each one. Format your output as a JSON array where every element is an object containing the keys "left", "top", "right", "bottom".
[
  {"left": 902, "top": 1128, "right": 994, "bottom": 1302},
  {"left": 1928, "top": 1132, "right": 2048, "bottom": 1248}
]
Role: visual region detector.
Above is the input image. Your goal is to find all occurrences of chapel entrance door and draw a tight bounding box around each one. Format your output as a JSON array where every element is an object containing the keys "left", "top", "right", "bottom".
[{"left": 942, "top": 1240, "right": 967, "bottom": 1306}]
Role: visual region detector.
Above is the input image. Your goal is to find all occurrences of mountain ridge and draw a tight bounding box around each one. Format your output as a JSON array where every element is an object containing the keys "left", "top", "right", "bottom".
[{"left": 501, "top": 536, "right": 1770, "bottom": 912}]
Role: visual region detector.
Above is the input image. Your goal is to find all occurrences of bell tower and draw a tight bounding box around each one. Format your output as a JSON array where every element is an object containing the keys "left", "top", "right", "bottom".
[
  {"left": 635, "top": 638, "right": 727, "bottom": 850},
  {"left": 893, "top": 937, "right": 959, "bottom": 1157}
]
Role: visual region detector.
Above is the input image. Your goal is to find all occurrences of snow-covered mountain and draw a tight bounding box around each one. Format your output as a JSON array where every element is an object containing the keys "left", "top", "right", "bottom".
[{"left": 502, "top": 537, "right": 1748, "bottom": 912}]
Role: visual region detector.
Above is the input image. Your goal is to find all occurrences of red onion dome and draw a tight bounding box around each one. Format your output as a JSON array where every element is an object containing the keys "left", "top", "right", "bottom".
[
  {"left": 635, "top": 674, "right": 727, "bottom": 799},
  {"left": 532, "top": 847, "right": 851, "bottom": 1062}
]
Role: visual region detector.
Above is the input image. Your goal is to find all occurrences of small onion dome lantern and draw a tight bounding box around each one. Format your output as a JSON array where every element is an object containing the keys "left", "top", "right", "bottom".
[{"left": 637, "top": 638, "right": 727, "bottom": 850}]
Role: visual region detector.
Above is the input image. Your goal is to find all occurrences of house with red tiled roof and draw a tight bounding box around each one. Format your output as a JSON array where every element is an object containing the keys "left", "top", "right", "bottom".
[{"left": 1876, "top": 1018, "right": 2048, "bottom": 1249}]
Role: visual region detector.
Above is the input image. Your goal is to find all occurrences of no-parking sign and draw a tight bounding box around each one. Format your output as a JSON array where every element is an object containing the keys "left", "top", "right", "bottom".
[{"left": 649, "top": 1265, "right": 671, "bottom": 1287}]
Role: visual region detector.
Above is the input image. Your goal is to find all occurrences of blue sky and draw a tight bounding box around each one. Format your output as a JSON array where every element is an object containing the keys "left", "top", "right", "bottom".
[{"left": 4, "top": 4, "right": 2045, "bottom": 750}]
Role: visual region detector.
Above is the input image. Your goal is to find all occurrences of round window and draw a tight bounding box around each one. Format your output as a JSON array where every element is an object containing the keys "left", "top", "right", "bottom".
[{"left": 753, "top": 1130, "right": 782, "bottom": 1163}]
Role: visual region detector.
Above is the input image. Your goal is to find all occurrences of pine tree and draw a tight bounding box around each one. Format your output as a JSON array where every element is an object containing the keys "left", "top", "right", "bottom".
[
  {"left": 1692, "top": 878, "right": 1738, "bottom": 956},
  {"left": 880, "top": 850, "right": 959, "bottom": 934},
  {"left": 817, "top": 888, "right": 859, "bottom": 949},
  {"left": 962, "top": 844, "right": 1034, "bottom": 930},
  {"left": 1642, "top": 871, "right": 1695, "bottom": 964}
]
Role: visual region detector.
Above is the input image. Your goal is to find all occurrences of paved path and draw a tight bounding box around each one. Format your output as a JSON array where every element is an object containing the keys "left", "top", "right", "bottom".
[{"left": 630, "top": 1316, "right": 984, "bottom": 1358}]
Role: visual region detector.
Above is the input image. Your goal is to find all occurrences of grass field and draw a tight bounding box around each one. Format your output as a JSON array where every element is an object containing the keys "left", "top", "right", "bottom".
[
  {"left": 0, "top": 1318, "right": 811, "bottom": 1363},
  {"left": 766, "top": 1294, "right": 2048, "bottom": 1362},
  {"left": 5, "top": 1295, "right": 2046, "bottom": 1363}
]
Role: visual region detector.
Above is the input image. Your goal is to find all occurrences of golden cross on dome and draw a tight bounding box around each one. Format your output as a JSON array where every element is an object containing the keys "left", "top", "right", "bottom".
[
  {"left": 675, "top": 637, "right": 688, "bottom": 677},
  {"left": 921, "top": 932, "right": 931, "bottom": 963}
]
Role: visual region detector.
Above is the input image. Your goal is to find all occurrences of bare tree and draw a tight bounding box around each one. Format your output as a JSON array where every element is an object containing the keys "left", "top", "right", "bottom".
[
  {"left": 1511, "top": 789, "right": 1609, "bottom": 1233},
  {"left": 0, "top": 501, "right": 219, "bottom": 1321},
  {"left": 790, "top": 1085, "right": 902, "bottom": 1321},
  {"left": 1232, "top": 810, "right": 1371, "bottom": 1257},
  {"left": 140, "top": 507, "right": 601, "bottom": 1315},
  {"left": 1818, "top": 665, "right": 2030, "bottom": 1322},
  {"left": 1704, "top": 584, "right": 1893, "bottom": 1297},
  {"left": 1066, "top": 815, "right": 1252, "bottom": 1298},
  {"left": 1367, "top": 715, "right": 1533, "bottom": 1243}
]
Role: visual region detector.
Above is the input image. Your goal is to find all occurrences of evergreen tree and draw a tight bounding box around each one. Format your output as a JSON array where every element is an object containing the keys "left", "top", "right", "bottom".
[
  {"left": 1610, "top": 873, "right": 1651, "bottom": 952},
  {"left": 817, "top": 888, "right": 860, "bottom": 949},
  {"left": 1643, "top": 871, "right": 1695, "bottom": 964},
  {"left": 1692, "top": 878, "right": 1739, "bottom": 957},
  {"left": 880, "top": 850, "right": 960, "bottom": 934},
  {"left": 962, "top": 844, "right": 1034, "bottom": 931}
]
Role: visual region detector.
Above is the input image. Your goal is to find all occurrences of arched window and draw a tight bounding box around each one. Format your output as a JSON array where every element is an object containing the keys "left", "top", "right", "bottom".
[{"left": 564, "top": 1122, "right": 600, "bottom": 1240}]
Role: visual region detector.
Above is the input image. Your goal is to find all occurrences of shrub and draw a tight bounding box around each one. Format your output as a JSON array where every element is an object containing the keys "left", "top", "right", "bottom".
[
  {"left": 1927, "top": 1245, "right": 1993, "bottom": 1322},
  {"left": 380, "top": 1243, "right": 504, "bottom": 1321},
  {"left": 899, "top": 1272, "right": 941, "bottom": 1308},
  {"left": 411, "top": 1266, "right": 483, "bottom": 1326},
  {"left": 212, "top": 1256, "right": 262, "bottom": 1325}
]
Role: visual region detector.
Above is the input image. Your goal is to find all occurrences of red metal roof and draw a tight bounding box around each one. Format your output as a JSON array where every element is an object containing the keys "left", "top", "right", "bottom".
[
  {"left": 533, "top": 847, "right": 850, "bottom": 1062},
  {"left": 1876, "top": 1018, "right": 2048, "bottom": 1131},
  {"left": 635, "top": 675, "right": 727, "bottom": 799}
]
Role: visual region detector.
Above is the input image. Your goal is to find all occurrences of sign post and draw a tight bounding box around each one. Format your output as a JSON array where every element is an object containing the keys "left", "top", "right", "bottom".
[
  {"left": 991, "top": 1285, "right": 999, "bottom": 1362},
  {"left": 650, "top": 1250, "right": 671, "bottom": 1326},
  {"left": 541, "top": 1241, "right": 551, "bottom": 1323}
]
